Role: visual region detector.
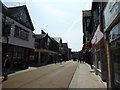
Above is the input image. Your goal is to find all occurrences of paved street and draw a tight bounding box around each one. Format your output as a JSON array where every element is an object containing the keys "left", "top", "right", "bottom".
[
  {"left": 2, "top": 61, "right": 78, "bottom": 88},
  {"left": 2, "top": 61, "right": 107, "bottom": 89}
]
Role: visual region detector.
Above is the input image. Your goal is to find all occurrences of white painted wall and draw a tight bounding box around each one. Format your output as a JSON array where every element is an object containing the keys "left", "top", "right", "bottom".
[
  {"left": 104, "top": 1, "right": 120, "bottom": 31},
  {"left": 2, "top": 16, "right": 35, "bottom": 49}
]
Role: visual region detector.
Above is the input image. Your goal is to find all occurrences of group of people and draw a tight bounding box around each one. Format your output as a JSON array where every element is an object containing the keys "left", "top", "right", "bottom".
[{"left": 77, "top": 57, "right": 85, "bottom": 63}]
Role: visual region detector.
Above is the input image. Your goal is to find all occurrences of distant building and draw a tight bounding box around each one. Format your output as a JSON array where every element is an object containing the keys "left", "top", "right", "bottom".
[
  {"left": 54, "top": 37, "right": 63, "bottom": 62},
  {"left": 62, "top": 43, "right": 70, "bottom": 61},
  {"left": 68, "top": 48, "right": 72, "bottom": 60},
  {"left": 82, "top": 10, "right": 91, "bottom": 64},
  {"left": 71, "top": 51, "right": 80, "bottom": 60},
  {"left": 2, "top": 2, "right": 35, "bottom": 69},
  {"left": 35, "top": 30, "right": 59, "bottom": 65}
]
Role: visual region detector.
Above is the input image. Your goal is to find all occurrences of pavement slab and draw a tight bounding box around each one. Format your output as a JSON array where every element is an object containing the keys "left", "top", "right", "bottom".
[{"left": 69, "top": 63, "right": 107, "bottom": 88}]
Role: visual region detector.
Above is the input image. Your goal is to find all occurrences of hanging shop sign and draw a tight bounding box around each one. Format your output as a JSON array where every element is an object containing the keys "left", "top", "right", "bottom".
[
  {"left": 104, "top": 1, "right": 120, "bottom": 31},
  {"left": 91, "top": 25, "right": 103, "bottom": 47}
]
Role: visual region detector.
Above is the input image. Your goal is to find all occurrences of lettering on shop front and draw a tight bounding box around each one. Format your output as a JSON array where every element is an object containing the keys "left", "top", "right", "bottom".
[{"left": 110, "top": 22, "right": 120, "bottom": 42}]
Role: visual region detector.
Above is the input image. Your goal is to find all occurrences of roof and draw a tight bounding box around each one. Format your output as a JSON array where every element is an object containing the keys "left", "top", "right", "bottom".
[
  {"left": 51, "top": 38, "right": 59, "bottom": 44},
  {"left": 41, "top": 30, "right": 47, "bottom": 34},
  {"left": 54, "top": 37, "right": 62, "bottom": 43},
  {"left": 35, "top": 34, "right": 47, "bottom": 39},
  {"left": 63, "top": 43, "right": 68, "bottom": 48},
  {"left": 7, "top": 5, "right": 34, "bottom": 30},
  {"left": 1, "top": 1, "right": 7, "bottom": 13}
]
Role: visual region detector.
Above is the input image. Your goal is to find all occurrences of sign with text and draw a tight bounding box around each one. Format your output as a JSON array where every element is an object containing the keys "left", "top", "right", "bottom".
[
  {"left": 104, "top": 1, "right": 120, "bottom": 31},
  {"left": 110, "top": 21, "right": 120, "bottom": 43}
]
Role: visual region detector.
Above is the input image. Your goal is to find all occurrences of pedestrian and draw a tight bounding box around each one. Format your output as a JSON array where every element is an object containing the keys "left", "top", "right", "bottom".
[
  {"left": 60, "top": 58, "right": 62, "bottom": 64},
  {"left": 81, "top": 57, "right": 84, "bottom": 64},
  {"left": 77, "top": 59, "right": 79, "bottom": 63},
  {"left": 80, "top": 57, "right": 82, "bottom": 63},
  {"left": 78, "top": 58, "right": 80, "bottom": 63},
  {"left": 82, "top": 58, "right": 85, "bottom": 64},
  {"left": 2, "top": 55, "right": 11, "bottom": 82}
]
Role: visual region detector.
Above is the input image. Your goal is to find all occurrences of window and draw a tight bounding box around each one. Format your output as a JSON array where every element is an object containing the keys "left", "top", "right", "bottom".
[
  {"left": 109, "top": 22, "right": 120, "bottom": 87},
  {"left": 13, "top": 46, "right": 24, "bottom": 61},
  {"left": 47, "top": 38, "right": 50, "bottom": 46},
  {"left": 14, "top": 26, "right": 29, "bottom": 40},
  {"left": 14, "top": 26, "right": 19, "bottom": 37},
  {"left": 110, "top": 39, "right": 120, "bottom": 87}
]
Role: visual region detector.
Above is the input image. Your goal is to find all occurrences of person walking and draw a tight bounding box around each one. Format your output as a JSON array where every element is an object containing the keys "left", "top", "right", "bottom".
[
  {"left": 78, "top": 57, "right": 81, "bottom": 63},
  {"left": 2, "top": 55, "right": 11, "bottom": 82},
  {"left": 81, "top": 57, "right": 85, "bottom": 64},
  {"left": 77, "top": 58, "right": 80, "bottom": 63},
  {"left": 80, "top": 57, "right": 82, "bottom": 63},
  {"left": 60, "top": 58, "right": 62, "bottom": 64}
]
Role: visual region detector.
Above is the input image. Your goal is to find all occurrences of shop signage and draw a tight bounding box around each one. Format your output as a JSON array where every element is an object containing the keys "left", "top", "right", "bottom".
[
  {"left": 104, "top": 1, "right": 120, "bottom": 31},
  {"left": 110, "top": 21, "right": 120, "bottom": 42},
  {"left": 91, "top": 25, "right": 103, "bottom": 47},
  {"left": 84, "top": 43, "right": 90, "bottom": 49}
]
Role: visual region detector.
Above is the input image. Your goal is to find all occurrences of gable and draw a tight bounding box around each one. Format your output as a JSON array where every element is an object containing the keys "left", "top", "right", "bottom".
[{"left": 8, "top": 5, "right": 34, "bottom": 30}]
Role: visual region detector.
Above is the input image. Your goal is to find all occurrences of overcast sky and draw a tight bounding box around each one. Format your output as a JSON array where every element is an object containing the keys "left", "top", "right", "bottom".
[{"left": 2, "top": 0, "right": 92, "bottom": 51}]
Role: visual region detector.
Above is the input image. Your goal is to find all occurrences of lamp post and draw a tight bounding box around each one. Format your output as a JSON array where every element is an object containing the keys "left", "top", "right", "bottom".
[
  {"left": 4, "top": 24, "right": 11, "bottom": 56},
  {"left": 5, "top": 34, "right": 9, "bottom": 55},
  {"left": 3, "top": 19, "right": 13, "bottom": 56}
]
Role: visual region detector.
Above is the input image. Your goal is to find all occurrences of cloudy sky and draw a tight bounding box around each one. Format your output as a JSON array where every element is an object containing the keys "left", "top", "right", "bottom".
[{"left": 2, "top": 0, "right": 92, "bottom": 51}]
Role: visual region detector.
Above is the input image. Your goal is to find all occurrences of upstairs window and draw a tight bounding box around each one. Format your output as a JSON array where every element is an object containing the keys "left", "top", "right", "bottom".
[{"left": 14, "top": 26, "right": 29, "bottom": 41}]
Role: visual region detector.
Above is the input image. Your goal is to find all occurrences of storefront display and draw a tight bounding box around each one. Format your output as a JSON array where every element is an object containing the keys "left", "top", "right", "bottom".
[{"left": 109, "top": 22, "right": 120, "bottom": 87}]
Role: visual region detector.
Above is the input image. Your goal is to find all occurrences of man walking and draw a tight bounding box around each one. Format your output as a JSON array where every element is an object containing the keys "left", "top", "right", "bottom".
[{"left": 2, "top": 55, "right": 11, "bottom": 82}]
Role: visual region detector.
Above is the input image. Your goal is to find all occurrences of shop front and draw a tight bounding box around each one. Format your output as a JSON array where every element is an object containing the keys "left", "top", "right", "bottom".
[
  {"left": 104, "top": 1, "right": 120, "bottom": 88},
  {"left": 107, "top": 22, "right": 120, "bottom": 88},
  {"left": 91, "top": 25, "right": 107, "bottom": 81},
  {"left": 2, "top": 43, "right": 34, "bottom": 69},
  {"left": 34, "top": 49, "right": 58, "bottom": 66}
]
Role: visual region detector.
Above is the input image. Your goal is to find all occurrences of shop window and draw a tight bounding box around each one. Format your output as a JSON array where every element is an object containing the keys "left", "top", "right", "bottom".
[
  {"left": 96, "top": 44, "right": 101, "bottom": 70},
  {"left": 35, "top": 41, "right": 39, "bottom": 49},
  {"left": 110, "top": 22, "right": 120, "bottom": 87},
  {"left": 18, "top": 47, "right": 24, "bottom": 59},
  {"left": 7, "top": 45, "right": 13, "bottom": 59},
  {"left": 110, "top": 39, "right": 120, "bottom": 87},
  {"left": 98, "top": 50, "right": 101, "bottom": 70},
  {"left": 14, "top": 26, "right": 19, "bottom": 37},
  {"left": 13, "top": 46, "right": 24, "bottom": 61},
  {"left": 93, "top": 8, "right": 99, "bottom": 30}
]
